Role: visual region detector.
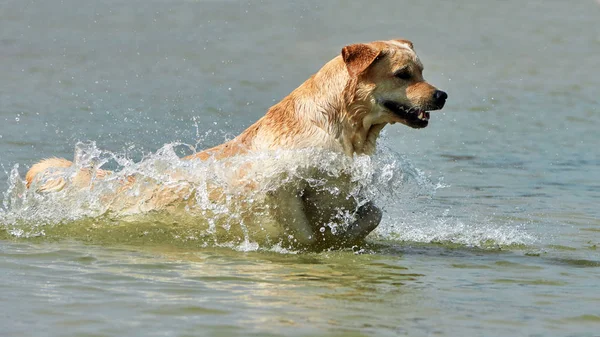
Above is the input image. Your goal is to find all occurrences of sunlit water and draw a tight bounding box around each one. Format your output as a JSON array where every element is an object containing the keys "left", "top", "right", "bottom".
[{"left": 1, "top": 1, "right": 599, "bottom": 336}]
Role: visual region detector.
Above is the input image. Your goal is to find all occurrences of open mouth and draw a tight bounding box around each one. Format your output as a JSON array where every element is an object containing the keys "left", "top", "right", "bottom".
[{"left": 380, "top": 100, "right": 430, "bottom": 128}]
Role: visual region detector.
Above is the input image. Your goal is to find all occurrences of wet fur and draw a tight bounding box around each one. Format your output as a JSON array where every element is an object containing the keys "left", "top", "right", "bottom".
[{"left": 25, "top": 39, "right": 446, "bottom": 247}]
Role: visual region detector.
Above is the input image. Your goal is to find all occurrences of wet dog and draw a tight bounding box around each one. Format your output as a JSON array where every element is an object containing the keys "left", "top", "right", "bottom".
[{"left": 26, "top": 39, "right": 447, "bottom": 247}]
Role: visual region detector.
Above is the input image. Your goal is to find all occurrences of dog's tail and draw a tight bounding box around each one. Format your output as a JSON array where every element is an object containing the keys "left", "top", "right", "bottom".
[
  {"left": 26, "top": 158, "right": 73, "bottom": 188},
  {"left": 26, "top": 157, "right": 112, "bottom": 192}
]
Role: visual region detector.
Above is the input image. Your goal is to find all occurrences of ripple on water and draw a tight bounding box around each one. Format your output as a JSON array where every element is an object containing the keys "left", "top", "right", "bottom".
[{"left": 0, "top": 141, "right": 537, "bottom": 253}]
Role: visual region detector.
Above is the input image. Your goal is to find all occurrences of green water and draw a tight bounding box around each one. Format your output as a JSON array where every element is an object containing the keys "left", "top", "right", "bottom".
[{"left": 3, "top": 239, "right": 599, "bottom": 337}]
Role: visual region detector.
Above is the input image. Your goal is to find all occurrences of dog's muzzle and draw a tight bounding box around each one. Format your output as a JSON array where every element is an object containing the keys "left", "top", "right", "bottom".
[{"left": 379, "top": 90, "right": 448, "bottom": 129}]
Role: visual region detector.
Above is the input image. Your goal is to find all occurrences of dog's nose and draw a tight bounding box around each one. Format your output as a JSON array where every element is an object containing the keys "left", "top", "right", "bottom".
[
  {"left": 433, "top": 90, "right": 447, "bottom": 109},
  {"left": 434, "top": 90, "right": 448, "bottom": 101}
]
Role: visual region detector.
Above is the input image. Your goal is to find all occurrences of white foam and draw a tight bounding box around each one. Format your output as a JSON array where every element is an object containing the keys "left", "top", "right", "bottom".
[
  {"left": 375, "top": 215, "right": 537, "bottom": 248},
  {"left": 0, "top": 140, "right": 535, "bottom": 250}
]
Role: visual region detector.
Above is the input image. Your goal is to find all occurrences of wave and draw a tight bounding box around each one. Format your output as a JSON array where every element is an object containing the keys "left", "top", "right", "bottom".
[{"left": 0, "top": 140, "right": 535, "bottom": 251}]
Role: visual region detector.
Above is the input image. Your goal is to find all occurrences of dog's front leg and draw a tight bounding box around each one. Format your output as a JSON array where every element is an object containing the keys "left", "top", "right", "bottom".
[
  {"left": 345, "top": 201, "right": 382, "bottom": 242},
  {"left": 268, "top": 187, "right": 315, "bottom": 246}
]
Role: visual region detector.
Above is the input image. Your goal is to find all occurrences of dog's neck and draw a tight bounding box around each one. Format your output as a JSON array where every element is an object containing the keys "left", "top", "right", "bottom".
[
  {"left": 253, "top": 56, "right": 386, "bottom": 156},
  {"left": 344, "top": 81, "right": 386, "bottom": 156}
]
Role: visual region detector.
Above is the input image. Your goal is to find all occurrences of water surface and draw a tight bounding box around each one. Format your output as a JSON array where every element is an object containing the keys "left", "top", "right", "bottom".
[{"left": 1, "top": 1, "right": 599, "bottom": 336}]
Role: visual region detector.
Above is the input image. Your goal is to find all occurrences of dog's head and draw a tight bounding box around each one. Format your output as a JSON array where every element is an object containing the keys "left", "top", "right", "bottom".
[{"left": 342, "top": 39, "right": 447, "bottom": 129}]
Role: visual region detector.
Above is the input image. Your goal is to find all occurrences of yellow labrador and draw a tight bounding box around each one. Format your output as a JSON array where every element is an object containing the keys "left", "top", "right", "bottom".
[{"left": 26, "top": 39, "right": 447, "bottom": 247}]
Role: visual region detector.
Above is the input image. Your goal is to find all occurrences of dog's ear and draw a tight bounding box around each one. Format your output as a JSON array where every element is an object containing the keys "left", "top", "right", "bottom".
[
  {"left": 341, "top": 43, "right": 381, "bottom": 78},
  {"left": 394, "top": 39, "right": 414, "bottom": 50}
]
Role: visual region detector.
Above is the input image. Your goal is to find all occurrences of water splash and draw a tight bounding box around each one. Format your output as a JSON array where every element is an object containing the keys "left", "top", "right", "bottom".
[
  {"left": 0, "top": 141, "right": 534, "bottom": 251},
  {"left": 376, "top": 214, "right": 536, "bottom": 249}
]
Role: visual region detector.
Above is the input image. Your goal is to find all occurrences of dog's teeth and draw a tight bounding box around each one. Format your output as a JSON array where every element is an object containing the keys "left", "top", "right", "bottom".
[{"left": 417, "top": 111, "right": 429, "bottom": 121}]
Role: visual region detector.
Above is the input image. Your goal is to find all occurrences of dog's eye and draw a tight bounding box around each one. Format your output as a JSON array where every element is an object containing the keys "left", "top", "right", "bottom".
[{"left": 394, "top": 69, "right": 411, "bottom": 80}]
